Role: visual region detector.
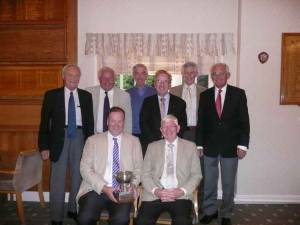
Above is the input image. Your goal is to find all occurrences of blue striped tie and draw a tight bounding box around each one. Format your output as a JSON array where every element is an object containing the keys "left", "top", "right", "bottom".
[
  {"left": 112, "top": 137, "right": 120, "bottom": 189},
  {"left": 67, "top": 92, "right": 76, "bottom": 139}
]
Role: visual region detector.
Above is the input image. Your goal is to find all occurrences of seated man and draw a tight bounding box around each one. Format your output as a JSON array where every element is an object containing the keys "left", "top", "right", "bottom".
[
  {"left": 135, "top": 115, "right": 201, "bottom": 225},
  {"left": 76, "top": 107, "right": 143, "bottom": 225}
]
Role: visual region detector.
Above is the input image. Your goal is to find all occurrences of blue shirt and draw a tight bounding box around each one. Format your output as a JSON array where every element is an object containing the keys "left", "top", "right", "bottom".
[{"left": 127, "top": 86, "right": 156, "bottom": 134}]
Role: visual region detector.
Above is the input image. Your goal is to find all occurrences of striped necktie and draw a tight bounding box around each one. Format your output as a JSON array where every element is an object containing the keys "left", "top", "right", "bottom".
[{"left": 112, "top": 137, "right": 120, "bottom": 189}]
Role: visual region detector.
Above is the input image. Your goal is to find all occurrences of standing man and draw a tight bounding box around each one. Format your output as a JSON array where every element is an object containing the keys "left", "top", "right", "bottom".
[
  {"left": 170, "top": 61, "right": 206, "bottom": 214},
  {"left": 127, "top": 64, "right": 156, "bottom": 140},
  {"left": 140, "top": 70, "right": 187, "bottom": 155},
  {"left": 170, "top": 61, "right": 206, "bottom": 141},
  {"left": 136, "top": 115, "right": 201, "bottom": 225},
  {"left": 38, "top": 64, "right": 94, "bottom": 225},
  {"left": 76, "top": 107, "right": 143, "bottom": 225},
  {"left": 86, "top": 66, "right": 132, "bottom": 134},
  {"left": 196, "top": 63, "right": 250, "bottom": 225}
]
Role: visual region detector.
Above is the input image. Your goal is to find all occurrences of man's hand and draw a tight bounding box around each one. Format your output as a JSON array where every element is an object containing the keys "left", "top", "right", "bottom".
[
  {"left": 237, "top": 148, "right": 247, "bottom": 159},
  {"left": 154, "top": 188, "right": 184, "bottom": 201},
  {"left": 102, "top": 186, "right": 118, "bottom": 203},
  {"left": 128, "top": 184, "right": 139, "bottom": 199},
  {"left": 40, "top": 150, "right": 50, "bottom": 160}
]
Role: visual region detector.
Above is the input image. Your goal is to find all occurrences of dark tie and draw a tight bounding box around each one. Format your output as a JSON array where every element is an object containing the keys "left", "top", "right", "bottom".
[
  {"left": 215, "top": 89, "right": 222, "bottom": 118},
  {"left": 112, "top": 137, "right": 120, "bottom": 190},
  {"left": 103, "top": 91, "right": 110, "bottom": 132},
  {"left": 67, "top": 92, "right": 76, "bottom": 138}
]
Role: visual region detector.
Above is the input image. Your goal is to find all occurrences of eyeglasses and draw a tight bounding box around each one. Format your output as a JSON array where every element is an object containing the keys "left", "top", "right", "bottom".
[{"left": 211, "top": 72, "right": 228, "bottom": 77}]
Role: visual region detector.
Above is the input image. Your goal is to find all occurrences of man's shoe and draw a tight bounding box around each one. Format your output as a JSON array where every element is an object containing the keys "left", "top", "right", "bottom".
[
  {"left": 51, "top": 221, "right": 63, "bottom": 225},
  {"left": 221, "top": 218, "right": 232, "bottom": 225},
  {"left": 67, "top": 211, "right": 78, "bottom": 221},
  {"left": 200, "top": 212, "right": 218, "bottom": 224}
]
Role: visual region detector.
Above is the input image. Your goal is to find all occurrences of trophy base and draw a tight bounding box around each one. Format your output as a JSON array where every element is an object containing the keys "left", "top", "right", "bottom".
[{"left": 113, "top": 191, "right": 135, "bottom": 203}]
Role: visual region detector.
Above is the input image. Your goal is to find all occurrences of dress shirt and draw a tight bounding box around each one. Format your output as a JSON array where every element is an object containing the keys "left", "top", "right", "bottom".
[
  {"left": 64, "top": 87, "right": 82, "bottom": 126},
  {"left": 160, "top": 138, "right": 178, "bottom": 189},
  {"left": 103, "top": 132, "right": 122, "bottom": 187},
  {"left": 96, "top": 88, "right": 114, "bottom": 133},
  {"left": 182, "top": 83, "right": 197, "bottom": 126},
  {"left": 157, "top": 93, "right": 170, "bottom": 117}
]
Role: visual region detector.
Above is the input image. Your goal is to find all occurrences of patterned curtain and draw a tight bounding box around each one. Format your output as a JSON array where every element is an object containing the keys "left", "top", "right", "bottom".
[{"left": 85, "top": 33, "right": 235, "bottom": 75}]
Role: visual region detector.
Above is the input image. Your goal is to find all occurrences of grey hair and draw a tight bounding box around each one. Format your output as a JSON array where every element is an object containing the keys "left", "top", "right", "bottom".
[
  {"left": 62, "top": 64, "right": 81, "bottom": 78},
  {"left": 132, "top": 63, "right": 148, "bottom": 75},
  {"left": 97, "top": 66, "right": 115, "bottom": 79},
  {"left": 182, "top": 61, "right": 198, "bottom": 73},
  {"left": 161, "top": 114, "right": 179, "bottom": 127},
  {"left": 210, "top": 63, "right": 230, "bottom": 75}
]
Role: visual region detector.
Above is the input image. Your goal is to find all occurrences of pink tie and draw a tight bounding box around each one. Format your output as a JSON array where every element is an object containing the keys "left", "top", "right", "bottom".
[{"left": 215, "top": 89, "right": 222, "bottom": 118}]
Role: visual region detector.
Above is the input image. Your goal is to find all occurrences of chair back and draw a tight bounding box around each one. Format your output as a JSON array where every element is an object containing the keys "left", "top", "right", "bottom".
[{"left": 13, "top": 151, "right": 43, "bottom": 192}]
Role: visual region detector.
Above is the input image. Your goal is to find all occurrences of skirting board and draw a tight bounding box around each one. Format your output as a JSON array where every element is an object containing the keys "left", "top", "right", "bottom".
[{"left": 20, "top": 191, "right": 300, "bottom": 204}]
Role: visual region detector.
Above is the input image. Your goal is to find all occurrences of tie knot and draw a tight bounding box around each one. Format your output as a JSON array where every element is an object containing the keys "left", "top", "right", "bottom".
[
  {"left": 168, "top": 143, "right": 174, "bottom": 150},
  {"left": 218, "top": 89, "right": 222, "bottom": 94},
  {"left": 105, "top": 91, "right": 108, "bottom": 96},
  {"left": 160, "top": 97, "right": 165, "bottom": 102},
  {"left": 113, "top": 137, "right": 118, "bottom": 143},
  {"left": 70, "top": 92, "right": 73, "bottom": 96}
]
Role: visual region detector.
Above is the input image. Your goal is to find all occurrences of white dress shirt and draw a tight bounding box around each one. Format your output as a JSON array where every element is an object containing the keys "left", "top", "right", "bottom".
[
  {"left": 64, "top": 87, "right": 82, "bottom": 126},
  {"left": 157, "top": 93, "right": 170, "bottom": 117},
  {"left": 103, "top": 132, "right": 122, "bottom": 187},
  {"left": 160, "top": 138, "right": 178, "bottom": 189},
  {"left": 182, "top": 83, "right": 197, "bottom": 126},
  {"left": 96, "top": 88, "right": 114, "bottom": 133}
]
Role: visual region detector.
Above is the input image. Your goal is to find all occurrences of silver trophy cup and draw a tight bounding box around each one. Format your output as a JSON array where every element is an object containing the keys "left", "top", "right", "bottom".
[{"left": 113, "top": 171, "right": 135, "bottom": 203}]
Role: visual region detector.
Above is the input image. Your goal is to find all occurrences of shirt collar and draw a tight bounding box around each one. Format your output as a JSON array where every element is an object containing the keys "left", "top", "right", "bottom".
[{"left": 64, "top": 86, "right": 78, "bottom": 94}]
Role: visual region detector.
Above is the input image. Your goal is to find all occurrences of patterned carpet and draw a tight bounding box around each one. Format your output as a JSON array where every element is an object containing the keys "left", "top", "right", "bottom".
[{"left": 0, "top": 201, "right": 299, "bottom": 225}]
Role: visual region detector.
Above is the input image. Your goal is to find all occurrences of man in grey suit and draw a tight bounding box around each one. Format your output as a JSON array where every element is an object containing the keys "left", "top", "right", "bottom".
[
  {"left": 77, "top": 106, "right": 143, "bottom": 225},
  {"left": 135, "top": 115, "right": 201, "bottom": 225},
  {"left": 86, "top": 67, "right": 132, "bottom": 133}
]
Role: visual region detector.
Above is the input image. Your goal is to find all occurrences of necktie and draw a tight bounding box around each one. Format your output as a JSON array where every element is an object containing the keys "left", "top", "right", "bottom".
[
  {"left": 215, "top": 89, "right": 222, "bottom": 118},
  {"left": 160, "top": 97, "right": 166, "bottom": 118},
  {"left": 103, "top": 91, "right": 110, "bottom": 132},
  {"left": 112, "top": 137, "right": 120, "bottom": 189},
  {"left": 166, "top": 143, "right": 175, "bottom": 177},
  {"left": 67, "top": 92, "right": 76, "bottom": 139}
]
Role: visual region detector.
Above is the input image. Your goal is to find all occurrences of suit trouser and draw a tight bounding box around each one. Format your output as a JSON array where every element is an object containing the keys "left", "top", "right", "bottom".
[
  {"left": 50, "top": 129, "right": 84, "bottom": 221},
  {"left": 135, "top": 199, "right": 193, "bottom": 225},
  {"left": 77, "top": 191, "right": 132, "bottom": 225},
  {"left": 203, "top": 155, "right": 238, "bottom": 218}
]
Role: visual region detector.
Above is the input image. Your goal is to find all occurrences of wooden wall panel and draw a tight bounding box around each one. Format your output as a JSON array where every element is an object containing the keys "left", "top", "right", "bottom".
[
  {"left": 0, "top": 0, "right": 65, "bottom": 22},
  {"left": 0, "top": 65, "right": 63, "bottom": 96},
  {"left": 0, "top": 25, "right": 66, "bottom": 62},
  {"left": 0, "top": 0, "right": 77, "bottom": 191}
]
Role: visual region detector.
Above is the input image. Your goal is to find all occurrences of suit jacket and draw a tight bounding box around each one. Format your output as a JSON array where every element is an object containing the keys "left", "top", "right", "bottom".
[
  {"left": 76, "top": 132, "right": 143, "bottom": 201},
  {"left": 38, "top": 87, "right": 94, "bottom": 162},
  {"left": 141, "top": 138, "right": 201, "bottom": 201},
  {"left": 86, "top": 86, "right": 132, "bottom": 133},
  {"left": 170, "top": 84, "right": 206, "bottom": 113},
  {"left": 195, "top": 85, "right": 250, "bottom": 157},
  {"left": 140, "top": 94, "right": 187, "bottom": 147}
]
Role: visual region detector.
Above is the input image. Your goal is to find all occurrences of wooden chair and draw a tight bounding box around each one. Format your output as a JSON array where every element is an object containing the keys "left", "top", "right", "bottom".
[
  {"left": 137, "top": 188, "right": 199, "bottom": 225},
  {"left": 0, "top": 150, "right": 45, "bottom": 225}
]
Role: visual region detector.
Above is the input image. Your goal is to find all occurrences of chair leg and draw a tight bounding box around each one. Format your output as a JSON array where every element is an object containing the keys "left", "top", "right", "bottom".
[
  {"left": 15, "top": 192, "right": 25, "bottom": 225},
  {"left": 37, "top": 182, "right": 45, "bottom": 208}
]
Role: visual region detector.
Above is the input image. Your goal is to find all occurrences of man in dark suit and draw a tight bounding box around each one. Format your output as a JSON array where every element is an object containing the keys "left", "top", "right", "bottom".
[
  {"left": 38, "top": 64, "right": 94, "bottom": 225},
  {"left": 140, "top": 69, "right": 187, "bottom": 156},
  {"left": 196, "top": 63, "right": 250, "bottom": 225}
]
